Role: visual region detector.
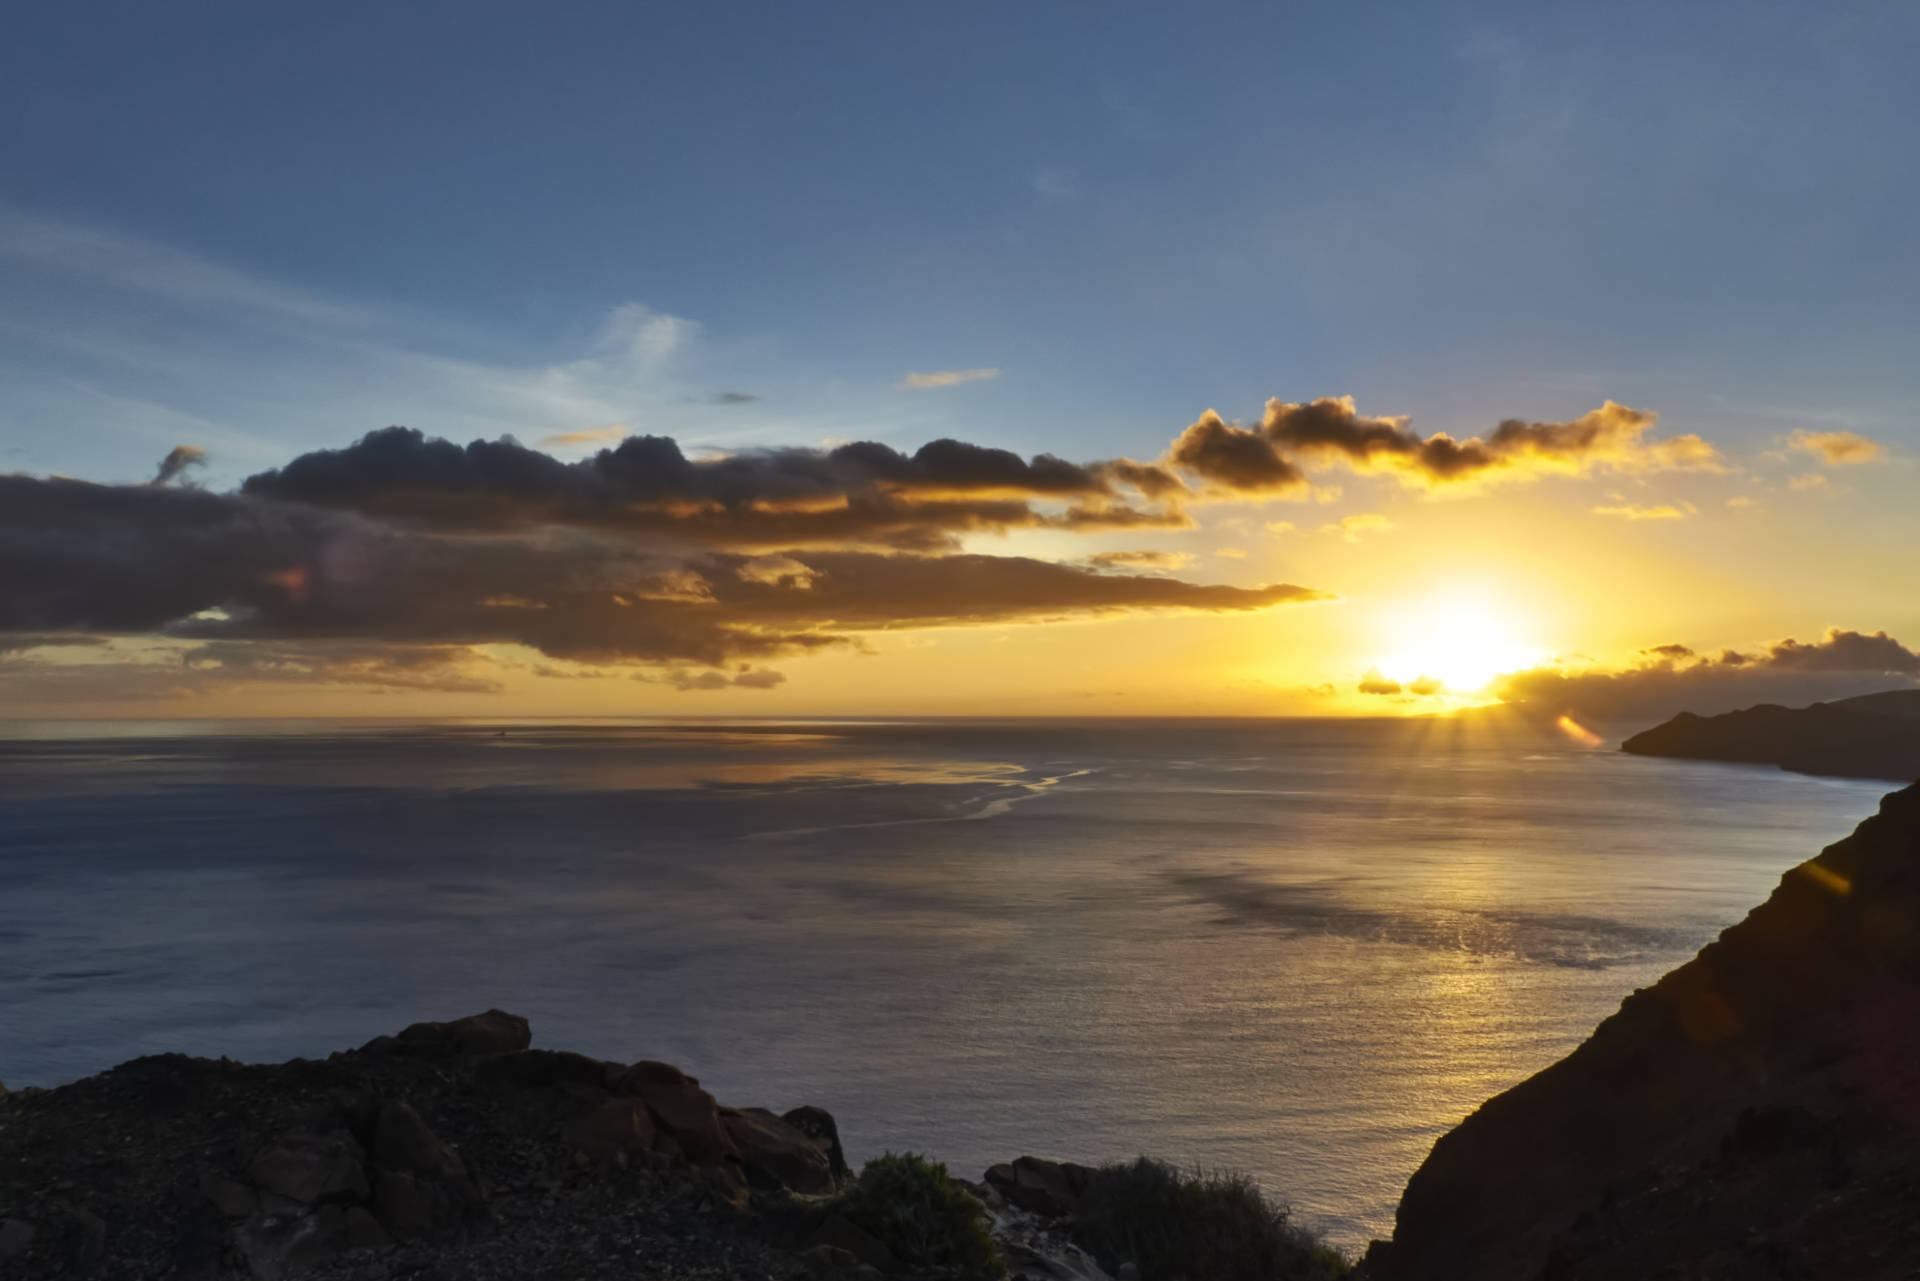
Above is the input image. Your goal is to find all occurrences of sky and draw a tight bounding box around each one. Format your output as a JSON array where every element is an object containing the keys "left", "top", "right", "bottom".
[{"left": 3, "top": 0, "right": 1918, "bottom": 720}]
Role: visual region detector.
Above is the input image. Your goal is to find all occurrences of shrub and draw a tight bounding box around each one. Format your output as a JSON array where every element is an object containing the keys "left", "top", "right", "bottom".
[
  {"left": 839, "top": 1151, "right": 1003, "bottom": 1278},
  {"left": 1071, "top": 1157, "right": 1349, "bottom": 1281}
]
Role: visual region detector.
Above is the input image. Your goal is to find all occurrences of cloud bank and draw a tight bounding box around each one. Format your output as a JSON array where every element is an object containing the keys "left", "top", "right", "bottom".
[{"left": 1492, "top": 629, "right": 1920, "bottom": 724}]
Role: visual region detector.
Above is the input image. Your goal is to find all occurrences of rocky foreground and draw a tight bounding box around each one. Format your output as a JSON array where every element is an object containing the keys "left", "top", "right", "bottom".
[{"left": 0, "top": 1009, "right": 1280, "bottom": 1281}]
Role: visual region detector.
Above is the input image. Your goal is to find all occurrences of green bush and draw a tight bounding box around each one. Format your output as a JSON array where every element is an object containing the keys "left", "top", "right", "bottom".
[
  {"left": 840, "top": 1151, "right": 1003, "bottom": 1278},
  {"left": 1071, "top": 1157, "right": 1349, "bottom": 1281}
]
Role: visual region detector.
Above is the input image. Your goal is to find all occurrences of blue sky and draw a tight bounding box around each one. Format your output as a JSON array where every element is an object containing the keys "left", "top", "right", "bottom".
[{"left": 5, "top": 0, "right": 1916, "bottom": 489}]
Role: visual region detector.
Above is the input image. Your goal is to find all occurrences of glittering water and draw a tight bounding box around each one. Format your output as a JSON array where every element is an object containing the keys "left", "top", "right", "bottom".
[{"left": 0, "top": 717, "right": 1888, "bottom": 1248}]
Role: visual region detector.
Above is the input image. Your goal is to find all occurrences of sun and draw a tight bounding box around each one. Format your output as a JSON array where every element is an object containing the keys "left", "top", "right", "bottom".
[{"left": 1372, "top": 589, "right": 1545, "bottom": 695}]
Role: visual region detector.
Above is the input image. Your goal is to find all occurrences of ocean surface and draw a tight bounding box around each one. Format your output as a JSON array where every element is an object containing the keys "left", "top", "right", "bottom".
[{"left": 0, "top": 716, "right": 1890, "bottom": 1249}]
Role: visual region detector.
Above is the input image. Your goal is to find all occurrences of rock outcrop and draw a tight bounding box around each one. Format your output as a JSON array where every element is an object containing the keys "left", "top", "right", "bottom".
[
  {"left": 0, "top": 1011, "right": 847, "bottom": 1279},
  {"left": 1371, "top": 781, "right": 1920, "bottom": 1280},
  {"left": 1622, "top": 698, "right": 1920, "bottom": 781}
]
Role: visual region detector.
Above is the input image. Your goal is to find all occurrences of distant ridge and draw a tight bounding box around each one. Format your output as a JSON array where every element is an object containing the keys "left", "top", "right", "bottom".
[
  {"left": 1832, "top": 688, "right": 1920, "bottom": 718},
  {"left": 1620, "top": 694, "right": 1920, "bottom": 782}
]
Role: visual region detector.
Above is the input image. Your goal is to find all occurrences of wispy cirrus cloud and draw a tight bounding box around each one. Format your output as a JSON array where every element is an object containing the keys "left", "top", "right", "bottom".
[{"left": 900, "top": 367, "right": 1001, "bottom": 390}]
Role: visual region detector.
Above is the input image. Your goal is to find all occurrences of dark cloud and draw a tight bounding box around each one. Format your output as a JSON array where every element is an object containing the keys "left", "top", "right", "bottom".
[
  {"left": 0, "top": 471, "right": 1327, "bottom": 697},
  {"left": 240, "top": 426, "right": 1180, "bottom": 550},
  {"left": 150, "top": 445, "right": 207, "bottom": 487},
  {"left": 708, "top": 392, "right": 760, "bottom": 405},
  {"left": 658, "top": 665, "right": 786, "bottom": 691},
  {"left": 1167, "top": 411, "right": 1308, "bottom": 495},
  {"left": 1358, "top": 667, "right": 1402, "bottom": 696},
  {"left": 1183, "top": 397, "right": 1726, "bottom": 492},
  {"left": 1493, "top": 628, "right": 1920, "bottom": 724}
]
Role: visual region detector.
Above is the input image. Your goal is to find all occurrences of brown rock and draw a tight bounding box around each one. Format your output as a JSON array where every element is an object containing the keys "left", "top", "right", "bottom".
[
  {"left": 366, "top": 1101, "right": 484, "bottom": 1239},
  {"left": 247, "top": 1131, "right": 370, "bottom": 1206},
  {"left": 984, "top": 1155, "right": 1093, "bottom": 1218},
  {"left": 385, "top": 1009, "right": 531, "bottom": 1058},
  {"left": 565, "top": 1097, "right": 657, "bottom": 1165},
  {"left": 722, "top": 1106, "right": 838, "bottom": 1195},
  {"left": 617, "top": 1061, "right": 742, "bottom": 1170},
  {"left": 782, "top": 1105, "right": 851, "bottom": 1181}
]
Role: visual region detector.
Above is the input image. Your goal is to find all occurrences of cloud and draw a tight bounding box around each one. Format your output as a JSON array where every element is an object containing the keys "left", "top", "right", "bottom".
[
  {"left": 1322, "top": 513, "right": 1396, "bottom": 542},
  {"left": 1726, "top": 494, "right": 1757, "bottom": 508},
  {"left": 1406, "top": 675, "right": 1444, "bottom": 696},
  {"left": 1492, "top": 627, "right": 1920, "bottom": 724},
  {"left": 150, "top": 444, "right": 207, "bottom": 486},
  {"left": 661, "top": 665, "right": 787, "bottom": 692},
  {"left": 1264, "top": 520, "right": 1296, "bottom": 535},
  {"left": 1167, "top": 410, "right": 1308, "bottom": 495},
  {"left": 1789, "top": 430, "right": 1883, "bottom": 464},
  {"left": 0, "top": 204, "right": 372, "bottom": 328},
  {"left": 708, "top": 391, "right": 760, "bottom": 405},
  {"left": 239, "top": 425, "right": 1183, "bottom": 552},
  {"left": 900, "top": 368, "right": 1001, "bottom": 390},
  {"left": 1082, "top": 550, "right": 1195, "bottom": 572},
  {"left": 1358, "top": 667, "right": 1402, "bottom": 695},
  {"left": 540, "top": 426, "right": 628, "bottom": 447},
  {"left": 1788, "top": 472, "right": 1829, "bottom": 491},
  {"left": 1174, "top": 396, "right": 1727, "bottom": 496},
  {"left": 1591, "top": 501, "right": 1694, "bottom": 521},
  {"left": 1215, "top": 547, "right": 1247, "bottom": 559},
  {"left": 0, "top": 469, "right": 1327, "bottom": 700}
]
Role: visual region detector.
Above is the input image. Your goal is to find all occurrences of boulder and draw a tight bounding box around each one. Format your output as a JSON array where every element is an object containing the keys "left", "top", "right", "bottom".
[
  {"left": 367, "top": 1100, "right": 485, "bottom": 1240},
  {"left": 722, "top": 1106, "right": 838, "bottom": 1195},
  {"left": 782, "top": 1104, "right": 851, "bottom": 1182},
  {"left": 374, "top": 1009, "right": 531, "bottom": 1058},
  {"left": 247, "top": 1131, "right": 370, "bottom": 1206},
  {"left": 473, "top": 1047, "right": 610, "bottom": 1095},
  {"left": 616, "top": 1061, "right": 743, "bottom": 1171},
  {"left": 985, "top": 1156, "right": 1094, "bottom": 1219},
  {"left": 565, "top": 1097, "right": 658, "bottom": 1166}
]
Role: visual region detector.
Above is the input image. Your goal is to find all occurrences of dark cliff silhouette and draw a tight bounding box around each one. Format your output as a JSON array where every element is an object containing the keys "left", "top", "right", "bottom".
[
  {"left": 1369, "top": 780, "right": 1920, "bottom": 1280},
  {"left": 1621, "top": 691, "right": 1920, "bottom": 782}
]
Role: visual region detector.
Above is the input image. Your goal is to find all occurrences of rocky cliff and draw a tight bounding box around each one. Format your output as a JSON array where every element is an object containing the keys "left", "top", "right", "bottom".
[
  {"left": 1371, "top": 781, "right": 1920, "bottom": 1280},
  {"left": 1622, "top": 699, "right": 1920, "bottom": 781}
]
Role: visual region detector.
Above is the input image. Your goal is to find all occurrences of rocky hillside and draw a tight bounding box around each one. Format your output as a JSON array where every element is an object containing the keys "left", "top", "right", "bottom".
[
  {"left": 1622, "top": 699, "right": 1920, "bottom": 781},
  {"left": 1368, "top": 781, "right": 1920, "bottom": 1280}
]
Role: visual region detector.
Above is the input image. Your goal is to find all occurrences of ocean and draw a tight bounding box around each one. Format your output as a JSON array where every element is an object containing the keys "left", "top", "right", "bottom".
[{"left": 0, "top": 716, "right": 1889, "bottom": 1249}]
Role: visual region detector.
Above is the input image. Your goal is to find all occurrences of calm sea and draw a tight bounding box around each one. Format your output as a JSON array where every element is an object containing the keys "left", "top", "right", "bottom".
[{"left": 0, "top": 717, "right": 1888, "bottom": 1248}]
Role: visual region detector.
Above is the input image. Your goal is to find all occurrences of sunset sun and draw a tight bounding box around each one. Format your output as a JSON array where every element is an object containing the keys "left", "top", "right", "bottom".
[{"left": 1374, "top": 591, "right": 1546, "bottom": 694}]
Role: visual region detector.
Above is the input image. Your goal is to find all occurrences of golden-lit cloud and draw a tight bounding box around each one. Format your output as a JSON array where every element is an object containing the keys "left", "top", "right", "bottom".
[
  {"left": 1788, "top": 472, "right": 1829, "bottom": 491},
  {"left": 540, "top": 425, "right": 629, "bottom": 446},
  {"left": 899, "top": 367, "right": 1002, "bottom": 389},
  {"left": 1322, "top": 513, "right": 1395, "bottom": 542},
  {"left": 150, "top": 444, "right": 208, "bottom": 487},
  {"left": 1081, "top": 549, "right": 1195, "bottom": 571},
  {"left": 1789, "top": 429, "right": 1883, "bottom": 464},
  {"left": 1591, "top": 501, "right": 1695, "bottom": 521}
]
